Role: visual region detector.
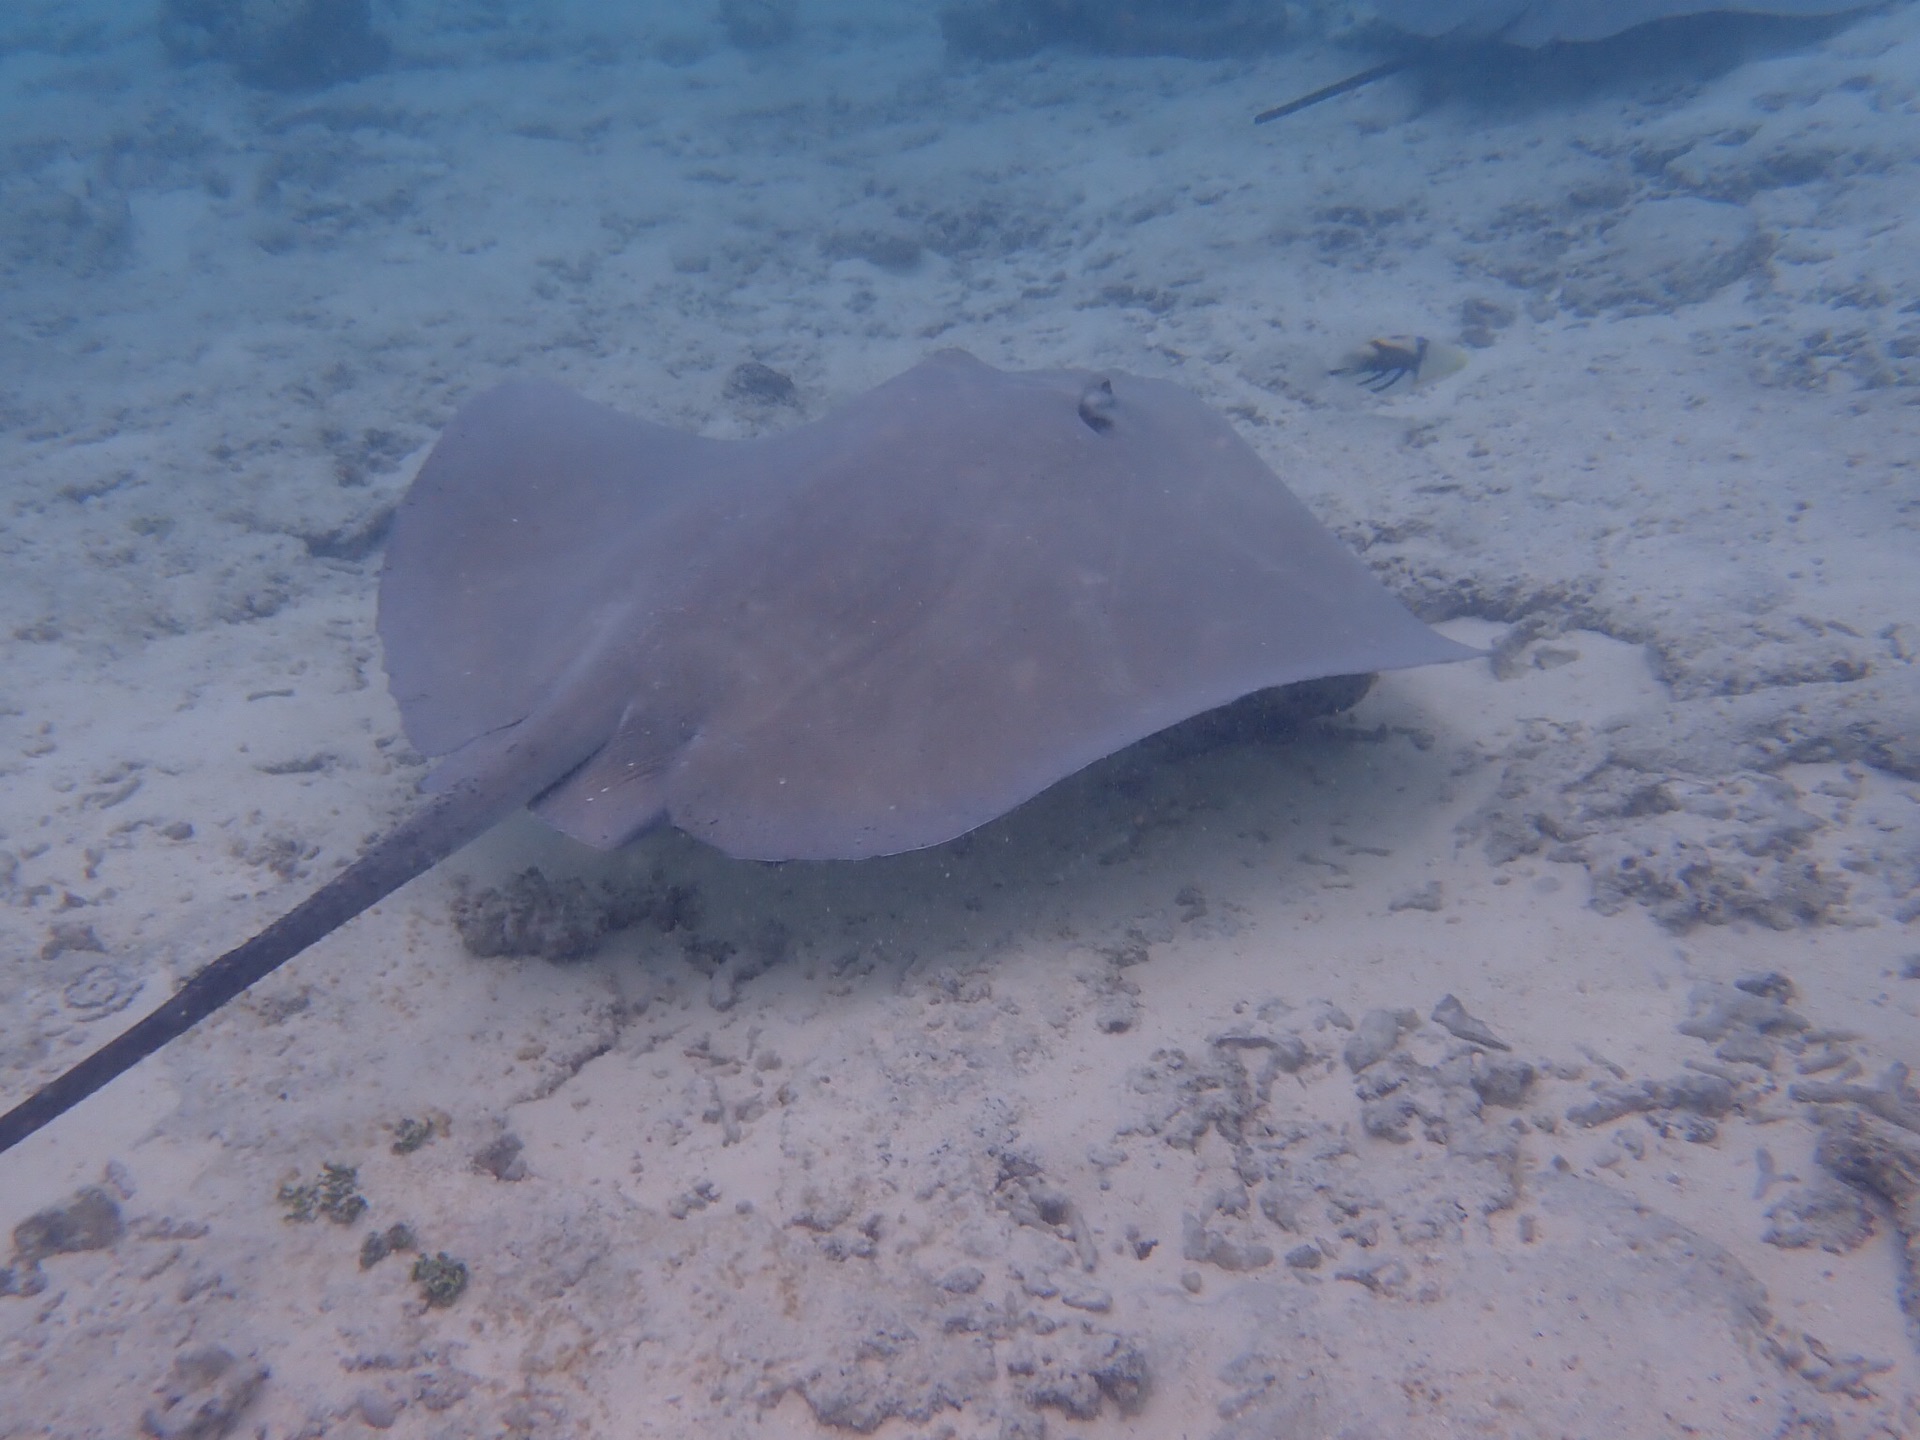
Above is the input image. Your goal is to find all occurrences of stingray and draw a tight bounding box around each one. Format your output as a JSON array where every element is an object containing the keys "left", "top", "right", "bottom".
[
  {"left": 1370, "top": 0, "right": 1873, "bottom": 45},
  {"left": 0, "top": 349, "right": 1477, "bottom": 1155},
  {"left": 1255, "top": 0, "right": 1874, "bottom": 121}
]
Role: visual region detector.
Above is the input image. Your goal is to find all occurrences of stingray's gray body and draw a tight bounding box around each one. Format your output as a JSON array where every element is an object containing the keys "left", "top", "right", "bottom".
[
  {"left": 383, "top": 349, "right": 1474, "bottom": 861},
  {"left": 1373, "top": 0, "right": 1872, "bottom": 44},
  {"left": 0, "top": 350, "right": 1478, "bottom": 1154}
]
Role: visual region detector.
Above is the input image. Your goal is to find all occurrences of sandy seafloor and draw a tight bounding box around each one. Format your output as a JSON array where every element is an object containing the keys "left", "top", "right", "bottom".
[{"left": 2, "top": 1, "right": 1920, "bottom": 1436}]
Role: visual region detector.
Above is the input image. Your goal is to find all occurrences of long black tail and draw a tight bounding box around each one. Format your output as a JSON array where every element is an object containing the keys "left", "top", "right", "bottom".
[
  {"left": 1254, "top": 57, "right": 1410, "bottom": 125},
  {"left": 0, "top": 786, "right": 500, "bottom": 1156}
]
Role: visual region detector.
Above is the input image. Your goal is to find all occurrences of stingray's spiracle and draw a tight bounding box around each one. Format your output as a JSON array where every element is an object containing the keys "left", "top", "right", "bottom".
[{"left": 1078, "top": 377, "right": 1118, "bottom": 432}]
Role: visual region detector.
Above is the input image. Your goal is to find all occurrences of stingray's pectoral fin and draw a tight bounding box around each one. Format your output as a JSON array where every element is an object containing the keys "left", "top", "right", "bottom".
[{"left": 530, "top": 725, "right": 680, "bottom": 850}]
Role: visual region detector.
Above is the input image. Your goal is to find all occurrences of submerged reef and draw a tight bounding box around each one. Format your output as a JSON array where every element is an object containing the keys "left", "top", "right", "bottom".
[
  {"left": 940, "top": 0, "right": 1293, "bottom": 60},
  {"left": 159, "top": 0, "right": 389, "bottom": 90}
]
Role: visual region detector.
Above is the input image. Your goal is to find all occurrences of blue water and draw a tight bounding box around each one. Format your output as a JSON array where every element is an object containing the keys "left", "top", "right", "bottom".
[{"left": 2, "top": 3, "right": 1917, "bottom": 1436}]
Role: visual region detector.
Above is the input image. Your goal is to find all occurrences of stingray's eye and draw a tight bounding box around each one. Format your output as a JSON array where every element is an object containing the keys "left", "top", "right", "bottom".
[{"left": 1077, "top": 377, "right": 1117, "bottom": 433}]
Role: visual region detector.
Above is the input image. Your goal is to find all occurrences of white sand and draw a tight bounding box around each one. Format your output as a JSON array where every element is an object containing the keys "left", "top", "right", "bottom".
[{"left": 1, "top": 2, "right": 1917, "bottom": 1436}]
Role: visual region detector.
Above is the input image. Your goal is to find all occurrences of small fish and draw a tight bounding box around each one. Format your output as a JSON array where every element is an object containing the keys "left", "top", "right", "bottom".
[{"left": 1332, "top": 335, "right": 1469, "bottom": 392}]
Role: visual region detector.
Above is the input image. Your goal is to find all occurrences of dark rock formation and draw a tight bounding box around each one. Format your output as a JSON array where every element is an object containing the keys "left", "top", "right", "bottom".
[
  {"left": 160, "top": 0, "right": 389, "bottom": 91},
  {"left": 940, "top": 0, "right": 1290, "bottom": 61}
]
